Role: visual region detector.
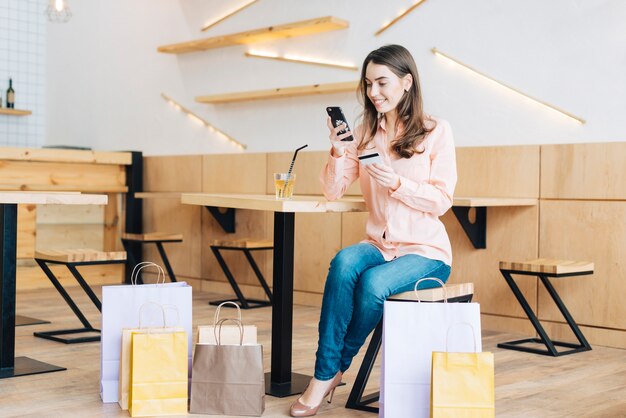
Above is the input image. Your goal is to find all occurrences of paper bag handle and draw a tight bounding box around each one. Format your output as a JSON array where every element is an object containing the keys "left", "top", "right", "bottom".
[
  {"left": 213, "top": 301, "right": 242, "bottom": 327},
  {"left": 214, "top": 318, "right": 244, "bottom": 346},
  {"left": 161, "top": 304, "right": 181, "bottom": 327},
  {"left": 138, "top": 302, "right": 167, "bottom": 329},
  {"left": 131, "top": 261, "right": 165, "bottom": 285},
  {"left": 445, "top": 322, "right": 478, "bottom": 353},
  {"left": 414, "top": 278, "right": 447, "bottom": 303}
]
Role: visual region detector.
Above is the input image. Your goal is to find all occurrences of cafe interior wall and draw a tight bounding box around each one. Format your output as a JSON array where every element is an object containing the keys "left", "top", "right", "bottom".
[{"left": 43, "top": 0, "right": 626, "bottom": 155}]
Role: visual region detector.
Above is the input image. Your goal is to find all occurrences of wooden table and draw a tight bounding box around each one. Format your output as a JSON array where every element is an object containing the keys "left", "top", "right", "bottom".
[
  {"left": 0, "top": 192, "right": 108, "bottom": 379},
  {"left": 181, "top": 193, "right": 366, "bottom": 397}
]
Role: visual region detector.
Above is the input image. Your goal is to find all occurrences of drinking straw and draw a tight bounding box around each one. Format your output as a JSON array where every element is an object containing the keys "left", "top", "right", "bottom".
[{"left": 282, "top": 144, "right": 308, "bottom": 197}]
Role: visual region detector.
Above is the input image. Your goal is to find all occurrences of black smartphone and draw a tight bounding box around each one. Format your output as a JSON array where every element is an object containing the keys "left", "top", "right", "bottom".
[{"left": 326, "top": 106, "right": 354, "bottom": 141}]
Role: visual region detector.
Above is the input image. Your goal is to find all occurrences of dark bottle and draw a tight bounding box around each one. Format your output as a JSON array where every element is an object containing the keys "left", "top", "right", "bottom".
[{"left": 7, "top": 78, "right": 15, "bottom": 109}]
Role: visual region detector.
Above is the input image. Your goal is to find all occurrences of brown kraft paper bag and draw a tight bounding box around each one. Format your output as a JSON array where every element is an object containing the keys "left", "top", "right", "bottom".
[{"left": 190, "top": 319, "right": 265, "bottom": 416}]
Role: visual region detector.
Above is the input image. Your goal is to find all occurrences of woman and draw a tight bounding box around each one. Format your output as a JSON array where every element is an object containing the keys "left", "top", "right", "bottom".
[{"left": 290, "top": 44, "right": 457, "bottom": 417}]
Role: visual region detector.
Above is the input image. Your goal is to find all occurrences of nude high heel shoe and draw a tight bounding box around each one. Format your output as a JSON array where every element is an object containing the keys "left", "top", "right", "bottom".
[{"left": 289, "top": 372, "right": 343, "bottom": 417}]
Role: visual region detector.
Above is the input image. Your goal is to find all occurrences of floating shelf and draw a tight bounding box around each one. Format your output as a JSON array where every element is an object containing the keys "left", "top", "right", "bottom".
[
  {"left": 196, "top": 81, "right": 358, "bottom": 104},
  {"left": 0, "top": 108, "right": 32, "bottom": 116},
  {"left": 157, "top": 16, "right": 349, "bottom": 54}
]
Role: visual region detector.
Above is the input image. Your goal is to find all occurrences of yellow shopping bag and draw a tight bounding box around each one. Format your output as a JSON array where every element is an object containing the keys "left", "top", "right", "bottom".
[
  {"left": 129, "top": 330, "right": 188, "bottom": 417},
  {"left": 430, "top": 323, "right": 495, "bottom": 418}
]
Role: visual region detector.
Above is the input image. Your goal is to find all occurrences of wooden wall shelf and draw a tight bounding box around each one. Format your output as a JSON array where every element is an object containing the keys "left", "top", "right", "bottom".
[
  {"left": 157, "top": 16, "right": 349, "bottom": 54},
  {"left": 0, "top": 108, "right": 32, "bottom": 116},
  {"left": 196, "top": 81, "right": 358, "bottom": 104}
]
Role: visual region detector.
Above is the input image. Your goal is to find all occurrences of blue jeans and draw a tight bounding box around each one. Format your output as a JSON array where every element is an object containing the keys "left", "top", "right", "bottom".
[{"left": 314, "top": 243, "right": 451, "bottom": 380}]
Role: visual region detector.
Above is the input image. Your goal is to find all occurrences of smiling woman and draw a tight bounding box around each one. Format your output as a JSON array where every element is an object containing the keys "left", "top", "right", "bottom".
[{"left": 290, "top": 44, "right": 457, "bottom": 417}]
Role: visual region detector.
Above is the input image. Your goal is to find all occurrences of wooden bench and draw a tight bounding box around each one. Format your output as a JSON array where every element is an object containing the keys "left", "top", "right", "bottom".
[
  {"left": 209, "top": 238, "right": 273, "bottom": 309},
  {"left": 34, "top": 249, "right": 127, "bottom": 343},
  {"left": 345, "top": 282, "right": 475, "bottom": 413},
  {"left": 498, "top": 258, "right": 594, "bottom": 356},
  {"left": 121, "top": 232, "right": 183, "bottom": 282}
]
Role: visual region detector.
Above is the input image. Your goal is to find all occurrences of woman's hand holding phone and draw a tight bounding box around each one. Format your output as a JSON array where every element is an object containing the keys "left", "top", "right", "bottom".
[{"left": 327, "top": 116, "right": 352, "bottom": 157}]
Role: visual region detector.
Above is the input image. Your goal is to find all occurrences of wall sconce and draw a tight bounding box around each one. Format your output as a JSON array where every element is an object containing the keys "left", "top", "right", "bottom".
[
  {"left": 245, "top": 50, "right": 358, "bottom": 71},
  {"left": 161, "top": 93, "right": 247, "bottom": 150},
  {"left": 201, "top": 0, "right": 259, "bottom": 32},
  {"left": 375, "top": 0, "right": 427, "bottom": 36},
  {"left": 46, "top": 0, "right": 72, "bottom": 23},
  {"left": 431, "top": 47, "right": 585, "bottom": 124}
]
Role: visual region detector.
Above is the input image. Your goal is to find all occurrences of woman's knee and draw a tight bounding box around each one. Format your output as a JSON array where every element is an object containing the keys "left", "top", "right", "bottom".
[
  {"left": 329, "top": 244, "right": 374, "bottom": 276},
  {"left": 354, "top": 270, "right": 387, "bottom": 309}
]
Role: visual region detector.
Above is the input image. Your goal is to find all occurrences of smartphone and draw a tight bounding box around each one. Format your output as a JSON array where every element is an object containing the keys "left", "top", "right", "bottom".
[
  {"left": 358, "top": 152, "right": 382, "bottom": 166},
  {"left": 326, "top": 106, "right": 354, "bottom": 141}
]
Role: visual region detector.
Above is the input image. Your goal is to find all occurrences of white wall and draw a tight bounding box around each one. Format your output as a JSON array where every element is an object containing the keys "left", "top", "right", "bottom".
[
  {"left": 44, "top": 0, "right": 626, "bottom": 155},
  {"left": 0, "top": 0, "right": 46, "bottom": 148}
]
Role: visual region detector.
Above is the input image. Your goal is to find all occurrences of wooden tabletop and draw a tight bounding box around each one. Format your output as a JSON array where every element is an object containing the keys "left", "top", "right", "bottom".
[
  {"left": 181, "top": 193, "right": 537, "bottom": 212},
  {"left": 0, "top": 192, "right": 108, "bottom": 205},
  {"left": 181, "top": 193, "right": 367, "bottom": 213}
]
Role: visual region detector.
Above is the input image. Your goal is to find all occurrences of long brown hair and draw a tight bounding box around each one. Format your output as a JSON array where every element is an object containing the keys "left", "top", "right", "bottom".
[{"left": 357, "top": 44, "right": 434, "bottom": 158}]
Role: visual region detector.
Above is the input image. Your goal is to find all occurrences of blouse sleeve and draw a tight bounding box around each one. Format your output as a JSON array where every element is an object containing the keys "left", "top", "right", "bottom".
[
  {"left": 319, "top": 127, "right": 361, "bottom": 201},
  {"left": 389, "top": 120, "right": 457, "bottom": 216}
]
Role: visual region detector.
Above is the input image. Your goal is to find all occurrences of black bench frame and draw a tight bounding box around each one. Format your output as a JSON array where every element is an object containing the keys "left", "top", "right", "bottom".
[
  {"left": 33, "top": 257, "right": 126, "bottom": 344},
  {"left": 210, "top": 244, "right": 273, "bottom": 309},
  {"left": 345, "top": 293, "right": 474, "bottom": 413},
  {"left": 497, "top": 267, "right": 592, "bottom": 356}
]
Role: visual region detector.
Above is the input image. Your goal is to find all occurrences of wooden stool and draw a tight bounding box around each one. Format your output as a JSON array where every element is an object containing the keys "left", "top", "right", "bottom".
[
  {"left": 210, "top": 238, "right": 273, "bottom": 309},
  {"left": 345, "top": 282, "right": 475, "bottom": 413},
  {"left": 121, "top": 232, "right": 182, "bottom": 283},
  {"left": 498, "top": 258, "right": 593, "bottom": 356},
  {"left": 34, "top": 249, "right": 127, "bottom": 344}
]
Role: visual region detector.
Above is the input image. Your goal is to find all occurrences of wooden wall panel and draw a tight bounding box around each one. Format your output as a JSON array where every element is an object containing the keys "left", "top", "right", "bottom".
[
  {"left": 538, "top": 200, "right": 626, "bottom": 330},
  {"left": 541, "top": 142, "right": 626, "bottom": 200},
  {"left": 142, "top": 198, "right": 203, "bottom": 280},
  {"left": 144, "top": 155, "right": 202, "bottom": 192},
  {"left": 293, "top": 213, "right": 342, "bottom": 293},
  {"left": 0, "top": 161, "right": 126, "bottom": 191},
  {"left": 455, "top": 146, "right": 539, "bottom": 197},
  {"left": 36, "top": 205, "right": 105, "bottom": 251},
  {"left": 266, "top": 151, "right": 361, "bottom": 196},
  {"left": 341, "top": 212, "right": 368, "bottom": 248},
  {"left": 442, "top": 205, "right": 539, "bottom": 318},
  {"left": 203, "top": 153, "right": 266, "bottom": 193},
  {"left": 17, "top": 204, "right": 36, "bottom": 259}
]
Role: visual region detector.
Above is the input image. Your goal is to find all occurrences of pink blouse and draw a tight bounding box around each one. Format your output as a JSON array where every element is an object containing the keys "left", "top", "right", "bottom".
[{"left": 320, "top": 116, "right": 457, "bottom": 265}]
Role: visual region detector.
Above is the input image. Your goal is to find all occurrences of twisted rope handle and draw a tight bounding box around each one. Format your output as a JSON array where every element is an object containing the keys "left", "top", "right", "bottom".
[{"left": 414, "top": 277, "right": 448, "bottom": 302}]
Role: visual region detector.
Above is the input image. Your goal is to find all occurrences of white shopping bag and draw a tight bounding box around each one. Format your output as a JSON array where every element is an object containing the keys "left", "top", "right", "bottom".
[
  {"left": 100, "top": 262, "right": 193, "bottom": 403},
  {"left": 379, "top": 279, "right": 481, "bottom": 418}
]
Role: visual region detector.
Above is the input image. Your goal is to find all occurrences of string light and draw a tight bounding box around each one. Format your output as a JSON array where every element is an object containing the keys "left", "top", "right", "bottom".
[
  {"left": 161, "top": 93, "right": 247, "bottom": 150},
  {"left": 245, "top": 50, "right": 358, "bottom": 70},
  {"left": 431, "top": 47, "right": 585, "bottom": 125},
  {"left": 201, "top": 0, "right": 259, "bottom": 32},
  {"left": 375, "top": 0, "right": 427, "bottom": 36}
]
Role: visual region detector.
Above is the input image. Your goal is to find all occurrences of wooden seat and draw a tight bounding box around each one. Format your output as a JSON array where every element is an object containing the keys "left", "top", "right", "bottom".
[
  {"left": 34, "top": 248, "right": 127, "bottom": 344},
  {"left": 499, "top": 258, "right": 594, "bottom": 275},
  {"left": 121, "top": 232, "right": 183, "bottom": 242},
  {"left": 210, "top": 238, "right": 273, "bottom": 249},
  {"left": 35, "top": 249, "right": 126, "bottom": 263},
  {"left": 346, "top": 282, "right": 475, "bottom": 414},
  {"left": 498, "top": 258, "right": 593, "bottom": 356},
  {"left": 209, "top": 238, "right": 273, "bottom": 309},
  {"left": 121, "top": 232, "right": 183, "bottom": 283}
]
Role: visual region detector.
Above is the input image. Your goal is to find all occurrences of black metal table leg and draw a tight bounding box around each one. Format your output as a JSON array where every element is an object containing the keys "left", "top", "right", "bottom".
[
  {"left": 124, "top": 151, "right": 143, "bottom": 284},
  {"left": 0, "top": 203, "right": 65, "bottom": 378},
  {"left": 265, "top": 211, "right": 310, "bottom": 397}
]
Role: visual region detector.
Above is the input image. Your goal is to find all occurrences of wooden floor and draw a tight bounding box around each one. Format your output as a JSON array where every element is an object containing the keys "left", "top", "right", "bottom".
[{"left": 1, "top": 285, "right": 625, "bottom": 418}]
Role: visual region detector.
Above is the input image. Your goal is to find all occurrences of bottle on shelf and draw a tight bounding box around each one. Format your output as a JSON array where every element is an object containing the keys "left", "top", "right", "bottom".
[{"left": 7, "top": 78, "right": 15, "bottom": 109}]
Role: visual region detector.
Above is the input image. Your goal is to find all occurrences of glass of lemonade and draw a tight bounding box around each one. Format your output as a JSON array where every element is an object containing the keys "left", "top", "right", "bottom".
[{"left": 274, "top": 173, "right": 296, "bottom": 199}]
